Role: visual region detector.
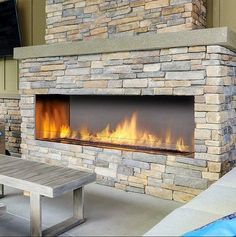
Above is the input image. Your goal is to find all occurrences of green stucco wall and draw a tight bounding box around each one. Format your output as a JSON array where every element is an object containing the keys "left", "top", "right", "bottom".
[{"left": 0, "top": 0, "right": 46, "bottom": 97}]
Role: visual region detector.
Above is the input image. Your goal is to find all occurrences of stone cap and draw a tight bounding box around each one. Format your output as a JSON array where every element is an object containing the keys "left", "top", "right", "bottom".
[
  {"left": 0, "top": 94, "right": 20, "bottom": 99},
  {"left": 14, "top": 27, "right": 236, "bottom": 60}
]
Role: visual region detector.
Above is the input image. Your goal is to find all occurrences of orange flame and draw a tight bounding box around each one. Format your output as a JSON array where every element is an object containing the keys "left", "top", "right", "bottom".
[{"left": 39, "top": 111, "right": 190, "bottom": 153}]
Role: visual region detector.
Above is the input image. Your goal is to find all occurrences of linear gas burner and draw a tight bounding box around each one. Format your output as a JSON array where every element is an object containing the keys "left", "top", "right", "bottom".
[{"left": 40, "top": 137, "right": 194, "bottom": 156}]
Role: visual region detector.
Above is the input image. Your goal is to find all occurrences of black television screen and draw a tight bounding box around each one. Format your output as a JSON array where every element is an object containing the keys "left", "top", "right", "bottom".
[{"left": 0, "top": 0, "right": 21, "bottom": 57}]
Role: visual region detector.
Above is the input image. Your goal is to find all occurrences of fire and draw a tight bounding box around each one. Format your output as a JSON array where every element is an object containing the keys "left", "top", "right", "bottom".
[{"left": 39, "top": 111, "right": 190, "bottom": 153}]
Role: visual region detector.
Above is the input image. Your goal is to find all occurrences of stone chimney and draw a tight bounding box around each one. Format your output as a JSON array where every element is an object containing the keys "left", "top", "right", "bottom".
[{"left": 45, "top": 0, "right": 207, "bottom": 44}]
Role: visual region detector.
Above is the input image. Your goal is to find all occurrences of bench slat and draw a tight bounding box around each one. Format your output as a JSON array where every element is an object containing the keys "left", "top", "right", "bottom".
[{"left": 0, "top": 154, "right": 96, "bottom": 198}]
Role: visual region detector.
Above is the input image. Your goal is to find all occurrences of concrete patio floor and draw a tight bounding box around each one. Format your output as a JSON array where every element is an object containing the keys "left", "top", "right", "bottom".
[{"left": 0, "top": 183, "right": 182, "bottom": 236}]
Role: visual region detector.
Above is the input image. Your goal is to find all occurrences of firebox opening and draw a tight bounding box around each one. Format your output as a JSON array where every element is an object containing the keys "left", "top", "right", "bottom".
[{"left": 36, "top": 95, "right": 195, "bottom": 156}]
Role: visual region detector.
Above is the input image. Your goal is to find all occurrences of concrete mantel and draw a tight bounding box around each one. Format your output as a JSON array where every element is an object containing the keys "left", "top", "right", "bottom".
[{"left": 14, "top": 27, "right": 236, "bottom": 60}]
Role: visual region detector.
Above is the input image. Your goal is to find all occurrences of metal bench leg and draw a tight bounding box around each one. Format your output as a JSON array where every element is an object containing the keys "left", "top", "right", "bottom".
[
  {"left": 0, "top": 185, "right": 4, "bottom": 198},
  {"left": 30, "top": 192, "right": 42, "bottom": 237},
  {"left": 74, "top": 187, "right": 84, "bottom": 219},
  {"left": 42, "top": 187, "right": 85, "bottom": 237}
]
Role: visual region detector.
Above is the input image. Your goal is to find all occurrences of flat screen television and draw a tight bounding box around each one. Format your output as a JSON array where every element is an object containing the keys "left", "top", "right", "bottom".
[{"left": 0, "top": 0, "right": 21, "bottom": 57}]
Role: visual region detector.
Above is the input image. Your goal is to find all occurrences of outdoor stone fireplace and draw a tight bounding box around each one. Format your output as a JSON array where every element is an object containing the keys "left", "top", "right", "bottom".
[{"left": 14, "top": 0, "right": 236, "bottom": 202}]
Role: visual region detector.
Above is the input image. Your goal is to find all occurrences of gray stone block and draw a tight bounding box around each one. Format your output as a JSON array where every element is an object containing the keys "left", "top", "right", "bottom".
[
  {"left": 137, "top": 72, "right": 165, "bottom": 78},
  {"left": 96, "top": 178, "right": 115, "bottom": 187},
  {"left": 95, "top": 159, "right": 109, "bottom": 168},
  {"left": 123, "top": 159, "right": 150, "bottom": 170},
  {"left": 166, "top": 71, "right": 205, "bottom": 80},
  {"left": 175, "top": 175, "right": 208, "bottom": 189},
  {"left": 176, "top": 157, "right": 207, "bottom": 167},
  {"left": 127, "top": 186, "right": 144, "bottom": 194},
  {"left": 117, "top": 165, "right": 134, "bottom": 176},
  {"left": 133, "top": 153, "right": 167, "bottom": 165},
  {"left": 166, "top": 166, "right": 202, "bottom": 178},
  {"left": 162, "top": 61, "right": 191, "bottom": 71}
]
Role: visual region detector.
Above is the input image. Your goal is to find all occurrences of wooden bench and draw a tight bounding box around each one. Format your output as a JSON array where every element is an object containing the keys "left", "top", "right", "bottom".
[{"left": 0, "top": 154, "right": 96, "bottom": 236}]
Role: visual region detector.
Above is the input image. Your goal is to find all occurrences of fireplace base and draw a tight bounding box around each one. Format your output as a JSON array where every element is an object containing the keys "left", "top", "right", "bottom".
[{"left": 41, "top": 137, "right": 193, "bottom": 156}]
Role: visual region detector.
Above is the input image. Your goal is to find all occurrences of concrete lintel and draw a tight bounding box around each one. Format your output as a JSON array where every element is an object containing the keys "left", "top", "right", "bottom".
[
  {"left": 14, "top": 27, "right": 236, "bottom": 60},
  {"left": 0, "top": 93, "right": 20, "bottom": 99}
]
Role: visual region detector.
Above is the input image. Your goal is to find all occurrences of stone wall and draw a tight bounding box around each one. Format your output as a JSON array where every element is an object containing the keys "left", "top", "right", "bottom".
[
  {"left": 0, "top": 98, "right": 21, "bottom": 156},
  {"left": 19, "top": 45, "right": 236, "bottom": 202},
  {"left": 45, "top": 0, "right": 206, "bottom": 44}
]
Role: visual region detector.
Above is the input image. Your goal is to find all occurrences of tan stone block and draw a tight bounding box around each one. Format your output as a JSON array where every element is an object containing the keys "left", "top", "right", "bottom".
[
  {"left": 135, "top": 173, "right": 147, "bottom": 179},
  {"left": 142, "top": 169, "right": 162, "bottom": 179},
  {"left": 83, "top": 80, "right": 108, "bottom": 88},
  {"left": 174, "top": 87, "right": 203, "bottom": 95},
  {"left": 204, "top": 86, "right": 224, "bottom": 94},
  {"left": 154, "top": 88, "right": 173, "bottom": 95},
  {"left": 160, "top": 49, "right": 170, "bottom": 55},
  {"left": 202, "top": 172, "right": 220, "bottom": 181},
  {"left": 46, "top": 3, "right": 62, "bottom": 13},
  {"left": 85, "top": 32, "right": 108, "bottom": 40},
  {"left": 135, "top": 27, "right": 148, "bottom": 33},
  {"left": 41, "top": 64, "right": 65, "bottom": 71},
  {"left": 167, "top": 155, "right": 176, "bottom": 162},
  {"left": 173, "top": 191, "right": 195, "bottom": 203},
  {"left": 165, "top": 81, "right": 191, "bottom": 87},
  {"left": 123, "top": 79, "right": 147, "bottom": 88},
  {"left": 102, "top": 52, "right": 130, "bottom": 60},
  {"left": 95, "top": 167, "right": 116, "bottom": 178},
  {"left": 208, "top": 162, "right": 221, "bottom": 172},
  {"left": 185, "top": 3, "right": 193, "bottom": 11},
  {"left": 205, "top": 94, "right": 225, "bottom": 105},
  {"left": 143, "top": 63, "right": 160, "bottom": 72},
  {"left": 84, "top": 5, "right": 99, "bottom": 13},
  {"left": 151, "top": 164, "right": 165, "bottom": 172},
  {"left": 158, "top": 24, "right": 191, "bottom": 33},
  {"left": 140, "top": 20, "right": 151, "bottom": 28},
  {"left": 86, "top": 0, "right": 103, "bottom": 6},
  {"left": 206, "top": 77, "right": 224, "bottom": 86},
  {"left": 161, "top": 183, "right": 202, "bottom": 196},
  {"left": 195, "top": 112, "right": 206, "bottom": 118},
  {"left": 130, "top": 0, "right": 145, "bottom": 7},
  {"left": 48, "top": 25, "right": 78, "bottom": 34},
  {"left": 115, "top": 183, "right": 127, "bottom": 190},
  {"left": 166, "top": 161, "right": 207, "bottom": 172},
  {"left": 162, "top": 6, "right": 184, "bottom": 15},
  {"left": 211, "top": 130, "right": 221, "bottom": 141},
  {"left": 90, "top": 27, "right": 107, "bottom": 35},
  {"left": 128, "top": 176, "right": 147, "bottom": 185},
  {"left": 205, "top": 140, "right": 221, "bottom": 147},
  {"left": 189, "top": 46, "right": 206, "bottom": 52},
  {"left": 207, "top": 66, "right": 228, "bottom": 77},
  {"left": 75, "top": 1, "right": 86, "bottom": 7},
  {"left": 195, "top": 129, "right": 211, "bottom": 140},
  {"left": 195, "top": 104, "right": 221, "bottom": 112},
  {"left": 117, "top": 22, "right": 139, "bottom": 32},
  {"left": 208, "top": 146, "right": 224, "bottom": 155},
  {"left": 91, "top": 61, "right": 103, "bottom": 68},
  {"left": 145, "top": 186, "right": 172, "bottom": 200},
  {"left": 109, "top": 16, "right": 142, "bottom": 26},
  {"left": 117, "top": 174, "right": 128, "bottom": 181},
  {"left": 129, "top": 182, "right": 145, "bottom": 188},
  {"left": 206, "top": 112, "right": 228, "bottom": 124},
  {"left": 145, "top": 0, "right": 169, "bottom": 9}
]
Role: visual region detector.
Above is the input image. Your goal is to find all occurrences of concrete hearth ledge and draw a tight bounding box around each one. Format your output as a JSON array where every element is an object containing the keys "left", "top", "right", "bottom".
[{"left": 14, "top": 27, "right": 236, "bottom": 60}]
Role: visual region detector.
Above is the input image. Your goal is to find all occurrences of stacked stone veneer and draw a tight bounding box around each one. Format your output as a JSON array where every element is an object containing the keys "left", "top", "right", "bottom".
[
  {"left": 0, "top": 98, "right": 21, "bottom": 156},
  {"left": 45, "top": 0, "right": 206, "bottom": 44},
  {"left": 19, "top": 45, "right": 236, "bottom": 202}
]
